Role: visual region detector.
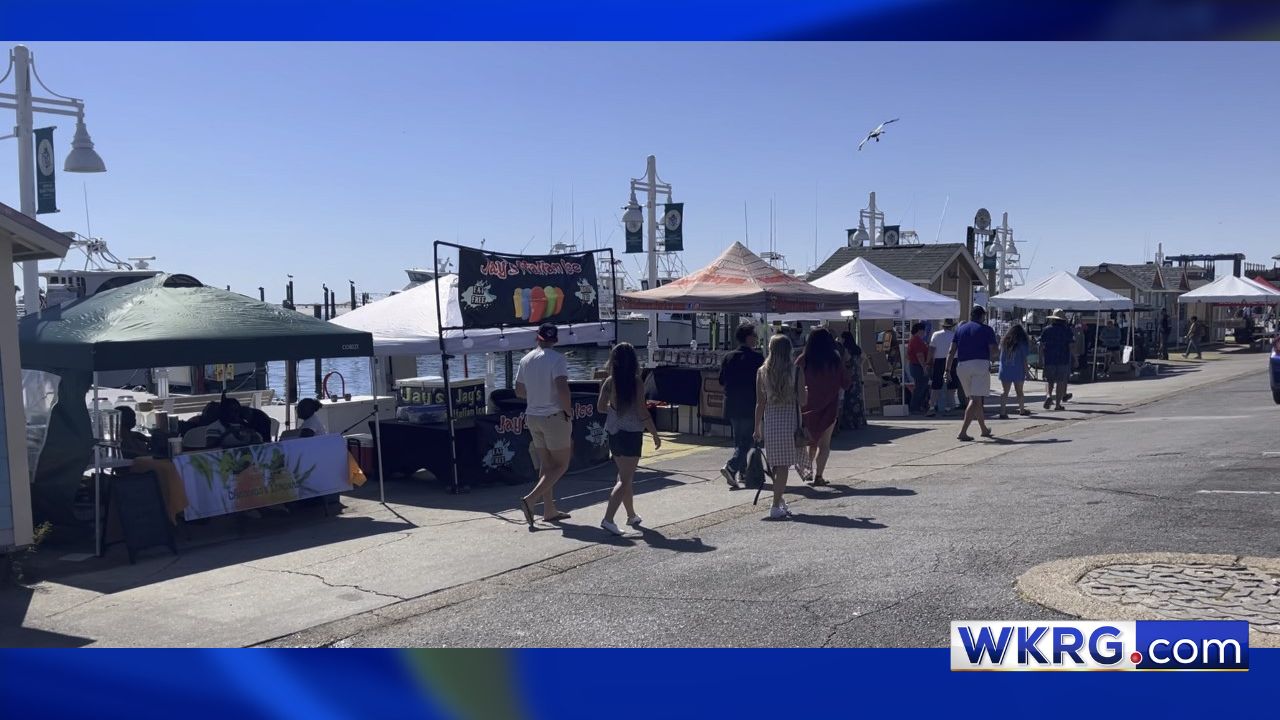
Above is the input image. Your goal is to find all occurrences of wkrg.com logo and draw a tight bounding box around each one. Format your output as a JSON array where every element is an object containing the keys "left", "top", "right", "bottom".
[{"left": 951, "top": 620, "right": 1249, "bottom": 671}]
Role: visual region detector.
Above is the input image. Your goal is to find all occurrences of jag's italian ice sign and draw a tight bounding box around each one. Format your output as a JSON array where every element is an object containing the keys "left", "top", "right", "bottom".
[
  {"left": 456, "top": 247, "right": 601, "bottom": 330},
  {"left": 397, "top": 383, "right": 486, "bottom": 418}
]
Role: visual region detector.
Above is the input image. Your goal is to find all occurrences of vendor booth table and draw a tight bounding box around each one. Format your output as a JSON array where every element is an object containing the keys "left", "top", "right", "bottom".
[
  {"left": 19, "top": 273, "right": 378, "bottom": 557},
  {"left": 990, "top": 271, "right": 1135, "bottom": 383}
]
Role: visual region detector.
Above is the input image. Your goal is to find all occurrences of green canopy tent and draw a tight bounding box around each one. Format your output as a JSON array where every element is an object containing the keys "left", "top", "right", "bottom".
[{"left": 19, "top": 273, "right": 380, "bottom": 554}]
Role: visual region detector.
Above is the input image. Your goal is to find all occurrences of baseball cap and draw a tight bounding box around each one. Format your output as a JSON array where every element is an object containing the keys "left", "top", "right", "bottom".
[
  {"left": 537, "top": 323, "right": 558, "bottom": 342},
  {"left": 971, "top": 304, "right": 987, "bottom": 317}
]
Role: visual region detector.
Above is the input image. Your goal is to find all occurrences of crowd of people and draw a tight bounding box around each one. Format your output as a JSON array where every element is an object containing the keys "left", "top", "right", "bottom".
[{"left": 515, "top": 303, "right": 1216, "bottom": 527}]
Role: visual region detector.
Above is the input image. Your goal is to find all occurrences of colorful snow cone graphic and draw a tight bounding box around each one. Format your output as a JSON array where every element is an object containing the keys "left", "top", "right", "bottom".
[
  {"left": 545, "top": 286, "right": 564, "bottom": 315},
  {"left": 521, "top": 288, "right": 532, "bottom": 321},
  {"left": 529, "top": 287, "right": 548, "bottom": 322},
  {"left": 512, "top": 288, "right": 525, "bottom": 320}
]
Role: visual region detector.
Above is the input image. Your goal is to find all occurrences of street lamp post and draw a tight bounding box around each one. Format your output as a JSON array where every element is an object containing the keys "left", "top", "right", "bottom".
[
  {"left": 1, "top": 45, "right": 107, "bottom": 315},
  {"left": 624, "top": 155, "right": 672, "bottom": 363}
]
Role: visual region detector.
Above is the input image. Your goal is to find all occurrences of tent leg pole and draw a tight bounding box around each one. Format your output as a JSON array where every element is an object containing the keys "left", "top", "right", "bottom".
[
  {"left": 369, "top": 357, "right": 385, "bottom": 505},
  {"left": 92, "top": 374, "right": 102, "bottom": 558}
]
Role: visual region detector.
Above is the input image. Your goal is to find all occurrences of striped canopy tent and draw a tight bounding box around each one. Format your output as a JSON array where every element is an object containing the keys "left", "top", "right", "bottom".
[{"left": 618, "top": 241, "right": 858, "bottom": 314}]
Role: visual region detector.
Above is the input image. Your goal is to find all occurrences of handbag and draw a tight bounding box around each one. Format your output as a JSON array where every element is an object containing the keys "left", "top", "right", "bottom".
[{"left": 793, "top": 368, "right": 809, "bottom": 448}]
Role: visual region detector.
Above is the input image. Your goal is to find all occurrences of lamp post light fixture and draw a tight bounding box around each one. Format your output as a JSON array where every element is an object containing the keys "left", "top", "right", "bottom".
[
  {"left": 624, "top": 155, "right": 672, "bottom": 363},
  {"left": 1, "top": 45, "right": 108, "bottom": 316}
]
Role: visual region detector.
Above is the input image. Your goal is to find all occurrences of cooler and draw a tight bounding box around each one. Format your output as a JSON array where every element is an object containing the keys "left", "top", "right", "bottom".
[
  {"left": 346, "top": 433, "right": 376, "bottom": 477},
  {"left": 395, "top": 376, "right": 487, "bottom": 421}
]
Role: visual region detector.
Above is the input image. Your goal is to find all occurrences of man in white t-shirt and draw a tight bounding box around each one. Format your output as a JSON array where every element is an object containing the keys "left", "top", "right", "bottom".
[
  {"left": 515, "top": 323, "right": 573, "bottom": 527},
  {"left": 925, "top": 318, "right": 956, "bottom": 417}
]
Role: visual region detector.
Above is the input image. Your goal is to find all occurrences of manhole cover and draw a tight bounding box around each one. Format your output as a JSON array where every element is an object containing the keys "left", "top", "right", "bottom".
[
  {"left": 1017, "top": 553, "right": 1280, "bottom": 647},
  {"left": 1077, "top": 562, "right": 1280, "bottom": 629}
]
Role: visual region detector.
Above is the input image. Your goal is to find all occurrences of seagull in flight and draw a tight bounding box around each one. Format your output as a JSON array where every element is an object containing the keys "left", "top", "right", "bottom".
[{"left": 858, "top": 118, "right": 900, "bottom": 151}]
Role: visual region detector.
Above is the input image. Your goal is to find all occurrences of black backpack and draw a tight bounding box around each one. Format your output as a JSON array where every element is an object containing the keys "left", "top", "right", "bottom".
[{"left": 745, "top": 444, "right": 771, "bottom": 502}]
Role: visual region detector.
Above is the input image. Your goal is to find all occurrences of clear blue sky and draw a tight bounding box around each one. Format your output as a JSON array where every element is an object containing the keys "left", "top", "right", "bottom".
[{"left": 4, "top": 42, "right": 1277, "bottom": 302}]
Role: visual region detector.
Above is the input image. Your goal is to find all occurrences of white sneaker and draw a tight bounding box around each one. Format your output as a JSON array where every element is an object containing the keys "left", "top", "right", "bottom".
[
  {"left": 768, "top": 506, "right": 789, "bottom": 520},
  {"left": 600, "top": 520, "right": 624, "bottom": 536},
  {"left": 721, "top": 467, "right": 740, "bottom": 489},
  {"left": 781, "top": 502, "right": 793, "bottom": 516},
  {"left": 626, "top": 515, "right": 643, "bottom": 527}
]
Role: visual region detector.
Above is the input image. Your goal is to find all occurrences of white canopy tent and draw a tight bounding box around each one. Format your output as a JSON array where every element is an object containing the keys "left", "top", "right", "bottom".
[
  {"left": 990, "top": 272, "right": 1135, "bottom": 382},
  {"left": 989, "top": 271, "right": 1134, "bottom": 312},
  {"left": 773, "top": 257, "right": 960, "bottom": 321},
  {"left": 1177, "top": 274, "right": 1280, "bottom": 305},
  {"left": 771, "top": 257, "right": 959, "bottom": 412},
  {"left": 332, "top": 273, "right": 616, "bottom": 356}
]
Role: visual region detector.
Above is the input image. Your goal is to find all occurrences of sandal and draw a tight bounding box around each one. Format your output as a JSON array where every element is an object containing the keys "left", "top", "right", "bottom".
[
  {"left": 998, "top": 413, "right": 1009, "bottom": 420},
  {"left": 1018, "top": 408, "right": 1032, "bottom": 416},
  {"left": 957, "top": 433, "right": 974, "bottom": 442},
  {"left": 544, "top": 511, "right": 572, "bottom": 523},
  {"left": 813, "top": 476, "right": 829, "bottom": 486},
  {"left": 980, "top": 429, "right": 995, "bottom": 438}
]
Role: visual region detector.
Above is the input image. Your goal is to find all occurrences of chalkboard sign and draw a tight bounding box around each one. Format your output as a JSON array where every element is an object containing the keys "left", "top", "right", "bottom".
[{"left": 108, "top": 472, "right": 178, "bottom": 564}]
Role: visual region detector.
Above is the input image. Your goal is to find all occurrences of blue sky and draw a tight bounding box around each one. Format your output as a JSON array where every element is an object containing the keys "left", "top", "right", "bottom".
[{"left": 3, "top": 42, "right": 1277, "bottom": 302}]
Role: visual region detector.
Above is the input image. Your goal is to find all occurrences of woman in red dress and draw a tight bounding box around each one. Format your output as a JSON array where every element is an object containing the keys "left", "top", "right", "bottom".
[{"left": 797, "top": 327, "right": 852, "bottom": 486}]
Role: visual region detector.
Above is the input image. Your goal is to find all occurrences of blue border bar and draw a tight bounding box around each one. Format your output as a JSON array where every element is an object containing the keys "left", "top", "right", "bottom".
[{"left": 2, "top": 1, "right": 1278, "bottom": 40}]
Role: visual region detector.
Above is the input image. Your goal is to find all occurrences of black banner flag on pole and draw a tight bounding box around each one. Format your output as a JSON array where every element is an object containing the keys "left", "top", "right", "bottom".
[
  {"left": 662, "top": 202, "right": 684, "bottom": 252},
  {"left": 625, "top": 214, "right": 643, "bottom": 254},
  {"left": 34, "top": 127, "right": 58, "bottom": 215},
  {"left": 456, "top": 247, "right": 602, "bottom": 330}
]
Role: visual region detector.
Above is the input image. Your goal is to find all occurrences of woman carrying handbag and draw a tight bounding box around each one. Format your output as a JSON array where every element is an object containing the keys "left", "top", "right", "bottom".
[{"left": 754, "top": 334, "right": 807, "bottom": 520}]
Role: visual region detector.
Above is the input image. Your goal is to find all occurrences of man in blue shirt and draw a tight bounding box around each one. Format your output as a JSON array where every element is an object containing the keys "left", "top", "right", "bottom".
[
  {"left": 946, "top": 305, "right": 999, "bottom": 441},
  {"left": 1038, "top": 310, "right": 1075, "bottom": 411}
]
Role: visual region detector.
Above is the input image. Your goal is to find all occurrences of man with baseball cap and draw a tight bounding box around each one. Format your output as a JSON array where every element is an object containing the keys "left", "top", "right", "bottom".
[
  {"left": 946, "top": 305, "right": 999, "bottom": 441},
  {"left": 516, "top": 323, "right": 573, "bottom": 526}
]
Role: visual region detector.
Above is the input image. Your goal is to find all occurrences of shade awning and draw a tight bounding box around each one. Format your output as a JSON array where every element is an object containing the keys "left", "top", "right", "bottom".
[
  {"left": 989, "top": 271, "right": 1134, "bottom": 312},
  {"left": 332, "top": 273, "right": 614, "bottom": 356},
  {"left": 618, "top": 242, "right": 857, "bottom": 314},
  {"left": 1178, "top": 274, "right": 1280, "bottom": 304},
  {"left": 772, "top": 256, "right": 958, "bottom": 321},
  {"left": 19, "top": 274, "right": 374, "bottom": 372}
]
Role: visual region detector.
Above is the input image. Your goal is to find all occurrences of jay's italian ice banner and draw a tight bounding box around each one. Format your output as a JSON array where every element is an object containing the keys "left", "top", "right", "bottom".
[
  {"left": 175, "top": 435, "right": 353, "bottom": 520},
  {"left": 456, "top": 246, "right": 601, "bottom": 330}
]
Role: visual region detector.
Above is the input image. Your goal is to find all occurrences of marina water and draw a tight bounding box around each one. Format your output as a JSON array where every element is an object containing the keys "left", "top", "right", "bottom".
[{"left": 266, "top": 346, "right": 613, "bottom": 398}]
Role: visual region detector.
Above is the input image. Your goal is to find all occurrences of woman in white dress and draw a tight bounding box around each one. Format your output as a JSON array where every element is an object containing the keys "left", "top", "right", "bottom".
[{"left": 754, "top": 334, "right": 806, "bottom": 519}]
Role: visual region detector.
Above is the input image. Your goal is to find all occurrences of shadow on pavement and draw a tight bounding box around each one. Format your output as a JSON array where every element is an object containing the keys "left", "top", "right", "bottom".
[
  {"left": 638, "top": 527, "right": 716, "bottom": 554},
  {"left": 782, "top": 514, "right": 888, "bottom": 530},
  {"left": 0, "top": 585, "right": 94, "bottom": 647},
  {"left": 831, "top": 425, "right": 930, "bottom": 450},
  {"left": 549, "top": 522, "right": 717, "bottom": 554},
  {"left": 789, "top": 484, "right": 917, "bottom": 500}
]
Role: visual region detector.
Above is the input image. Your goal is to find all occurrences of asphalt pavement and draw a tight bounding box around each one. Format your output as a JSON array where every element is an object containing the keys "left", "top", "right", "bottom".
[{"left": 335, "top": 370, "right": 1280, "bottom": 648}]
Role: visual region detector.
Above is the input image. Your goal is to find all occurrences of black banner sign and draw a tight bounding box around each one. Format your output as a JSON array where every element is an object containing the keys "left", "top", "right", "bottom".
[
  {"left": 34, "top": 127, "right": 58, "bottom": 215},
  {"left": 662, "top": 202, "right": 684, "bottom": 252},
  {"left": 625, "top": 215, "right": 643, "bottom": 254},
  {"left": 456, "top": 247, "right": 601, "bottom": 330},
  {"left": 476, "top": 394, "right": 611, "bottom": 483}
]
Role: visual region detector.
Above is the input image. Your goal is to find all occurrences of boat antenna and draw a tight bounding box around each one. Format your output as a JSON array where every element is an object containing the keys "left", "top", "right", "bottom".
[
  {"left": 934, "top": 194, "right": 950, "bottom": 244},
  {"left": 813, "top": 188, "right": 819, "bottom": 273},
  {"left": 83, "top": 182, "right": 92, "bottom": 239}
]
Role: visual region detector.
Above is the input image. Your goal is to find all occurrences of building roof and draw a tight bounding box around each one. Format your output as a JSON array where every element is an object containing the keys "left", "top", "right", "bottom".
[
  {"left": 0, "top": 201, "right": 72, "bottom": 262},
  {"left": 810, "top": 243, "right": 983, "bottom": 285},
  {"left": 1077, "top": 263, "right": 1166, "bottom": 292}
]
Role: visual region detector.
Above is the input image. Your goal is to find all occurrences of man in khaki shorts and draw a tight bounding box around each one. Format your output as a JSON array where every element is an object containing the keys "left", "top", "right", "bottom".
[
  {"left": 516, "top": 323, "right": 574, "bottom": 526},
  {"left": 946, "top": 305, "right": 999, "bottom": 442}
]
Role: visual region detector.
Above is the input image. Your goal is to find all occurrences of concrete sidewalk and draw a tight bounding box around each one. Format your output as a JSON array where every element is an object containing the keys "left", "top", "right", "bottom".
[{"left": 1, "top": 350, "right": 1266, "bottom": 647}]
